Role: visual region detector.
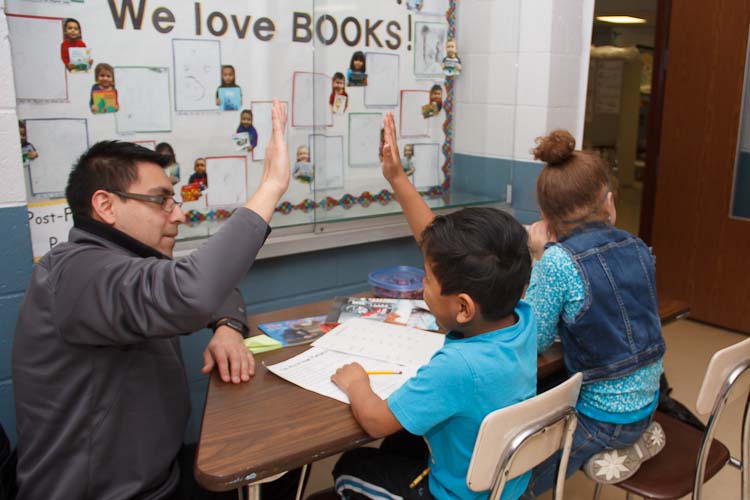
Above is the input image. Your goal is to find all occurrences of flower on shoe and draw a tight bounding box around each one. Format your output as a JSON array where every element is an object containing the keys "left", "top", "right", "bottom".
[
  {"left": 593, "top": 450, "right": 630, "bottom": 481},
  {"left": 647, "top": 425, "right": 666, "bottom": 448}
]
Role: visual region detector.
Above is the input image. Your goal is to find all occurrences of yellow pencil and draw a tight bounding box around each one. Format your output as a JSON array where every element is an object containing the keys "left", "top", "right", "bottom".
[
  {"left": 366, "top": 370, "right": 403, "bottom": 375},
  {"left": 409, "top": 466, "right": 430, "bottom": 488}
]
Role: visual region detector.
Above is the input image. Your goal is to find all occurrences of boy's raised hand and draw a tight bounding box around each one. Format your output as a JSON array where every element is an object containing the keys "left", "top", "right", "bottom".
[
  {"left": 381, "top": 113, "right": 406, "bottom": 183},
  {"left": 261, "top": 99, "right": 290, "bottom": 197}
]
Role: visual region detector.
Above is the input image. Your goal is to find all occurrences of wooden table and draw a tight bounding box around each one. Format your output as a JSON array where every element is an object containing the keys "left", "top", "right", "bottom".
[{"left": 195, "top": 296, "right": 690, "bottom": 492}]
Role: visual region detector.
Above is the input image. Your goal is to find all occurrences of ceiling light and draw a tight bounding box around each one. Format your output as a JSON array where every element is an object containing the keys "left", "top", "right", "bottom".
[{"left": 596, "top": 16, "right": 647, "bottom": 24}]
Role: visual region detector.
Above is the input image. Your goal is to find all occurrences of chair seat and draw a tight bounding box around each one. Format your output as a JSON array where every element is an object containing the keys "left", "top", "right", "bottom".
[{"left": 614, "top": 411, "right": 731, "bottom": 500}]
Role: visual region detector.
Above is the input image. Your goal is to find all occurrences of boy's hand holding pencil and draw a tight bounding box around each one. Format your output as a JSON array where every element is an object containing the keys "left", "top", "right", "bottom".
[{"left": 331, "top": 362, "right": 370, "bottom": 394}]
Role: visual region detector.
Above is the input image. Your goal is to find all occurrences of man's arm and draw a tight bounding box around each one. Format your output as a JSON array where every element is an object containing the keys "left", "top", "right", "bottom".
[
  {"left": 58, "top": 100, "right": 290, "bottom": 346},
  {"left": 331, "top": 363, "right": 403, "bottom": 438},
  {"left": 381, "top": 112, "right": 435, "bottom": 243}
]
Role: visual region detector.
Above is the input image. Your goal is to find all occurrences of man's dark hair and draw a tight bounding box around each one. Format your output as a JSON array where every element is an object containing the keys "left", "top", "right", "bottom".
[
  {"left": 420, "top": 208, "right": 531, "bottom": 321},
  {"left": 66, "top": 141, "right": 170, "bottom": 218}
]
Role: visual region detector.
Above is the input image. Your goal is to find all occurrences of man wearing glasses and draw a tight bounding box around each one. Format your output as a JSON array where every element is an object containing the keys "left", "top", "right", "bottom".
[{"left": 13, "top": 103, "right": 298, "bottom": 500}]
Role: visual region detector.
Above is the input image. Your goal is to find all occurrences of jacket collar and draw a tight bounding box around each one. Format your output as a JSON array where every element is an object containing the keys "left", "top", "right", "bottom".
[{"left": 73, "top": 215, "right": 170, "bottom": 260}]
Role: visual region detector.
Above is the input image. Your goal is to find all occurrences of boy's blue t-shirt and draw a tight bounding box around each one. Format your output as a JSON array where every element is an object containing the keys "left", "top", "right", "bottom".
[{"left": 387, "top": 300, "right": 537, "bottom": 500}]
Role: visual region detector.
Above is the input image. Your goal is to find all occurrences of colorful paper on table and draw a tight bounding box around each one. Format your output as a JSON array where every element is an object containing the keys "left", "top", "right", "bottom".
[
  {"left": 327, "top": 297, "right": 438, "bottom": 331},
  {"left": 244, "top": 334, "right": 283, "bottom": 354},
  {"left": 258, "top": 314, "right": 338, "bottom": 347}
]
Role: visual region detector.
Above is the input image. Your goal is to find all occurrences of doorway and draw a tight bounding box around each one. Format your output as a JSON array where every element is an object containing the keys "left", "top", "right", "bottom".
[{"left": 583, "top": 0, "right": 659, "bottom": 236}]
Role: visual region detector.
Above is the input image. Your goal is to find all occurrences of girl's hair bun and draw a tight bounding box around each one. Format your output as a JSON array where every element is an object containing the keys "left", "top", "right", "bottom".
[{"left": 532, "top": 129, "right": 575, "bottom": 166}]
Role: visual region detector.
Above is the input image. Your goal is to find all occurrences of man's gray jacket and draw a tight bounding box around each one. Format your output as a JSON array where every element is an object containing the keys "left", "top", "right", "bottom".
[{"left": 12, "top": 207, "right": 269, "bottom": 500}]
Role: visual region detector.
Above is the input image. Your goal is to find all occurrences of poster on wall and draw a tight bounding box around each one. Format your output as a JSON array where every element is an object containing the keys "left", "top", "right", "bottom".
[
  {"left": 7, "top": 0, "right": 452, "bottom": 251},
  {"left": 25, "top": 118, "right": 88, "bottom": 196}
]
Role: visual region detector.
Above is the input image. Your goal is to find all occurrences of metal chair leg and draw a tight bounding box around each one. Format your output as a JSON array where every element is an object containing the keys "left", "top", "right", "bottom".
[{"left": 592, "top": 482, "right": 602, "bottom": 500}]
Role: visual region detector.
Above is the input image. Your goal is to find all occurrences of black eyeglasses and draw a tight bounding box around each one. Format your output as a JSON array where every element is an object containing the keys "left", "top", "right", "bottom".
[{"left": 110, "top": 191, "right": 183, "bottom": 213}]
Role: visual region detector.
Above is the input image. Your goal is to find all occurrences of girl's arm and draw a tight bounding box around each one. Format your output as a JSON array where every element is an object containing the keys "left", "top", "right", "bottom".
[{"left": 381, "top": 112, "right": 435, "bottom": 243}]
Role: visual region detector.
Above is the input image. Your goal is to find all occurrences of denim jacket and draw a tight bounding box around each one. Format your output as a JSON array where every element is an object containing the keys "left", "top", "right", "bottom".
[{"left": 550, "top": 222, "right": 665, "bottom": 383}]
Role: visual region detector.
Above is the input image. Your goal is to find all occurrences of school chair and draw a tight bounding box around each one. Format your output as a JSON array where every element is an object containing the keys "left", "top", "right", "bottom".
[
  {"left": 592, "top": 336, "right": 750, "bottom": 500},
  {"left": 466, "top": 372, "right": 583, "bottom": 500}
]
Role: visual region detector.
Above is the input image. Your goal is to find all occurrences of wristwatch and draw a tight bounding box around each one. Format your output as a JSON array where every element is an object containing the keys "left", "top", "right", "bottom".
[{"left": 212, "top": 317, "right": 250, "bottom": 338}]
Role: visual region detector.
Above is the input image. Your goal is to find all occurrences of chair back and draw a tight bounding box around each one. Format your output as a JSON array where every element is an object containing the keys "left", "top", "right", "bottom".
[
  {"left": 693, "top": 337, "right": 750, "bottom": 500},
  {"left": 466, "top": 373, "right": 582, "bottom": 500}
]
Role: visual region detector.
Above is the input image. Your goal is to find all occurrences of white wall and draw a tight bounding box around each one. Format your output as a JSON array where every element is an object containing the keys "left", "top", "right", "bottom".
[
  {"left": 0, "top": 6, "right": 27, "bottom": 206},
  {"left": 454, "top": 0, "right": 594, "bottom": 161}
]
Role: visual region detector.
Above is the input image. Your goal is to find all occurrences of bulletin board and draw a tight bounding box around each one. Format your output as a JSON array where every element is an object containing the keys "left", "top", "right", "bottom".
[{"left": 7, "top": 0, "right": 456, "bottom": 241}]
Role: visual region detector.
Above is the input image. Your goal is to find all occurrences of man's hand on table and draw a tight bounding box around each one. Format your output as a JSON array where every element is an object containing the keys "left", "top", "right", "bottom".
[{"left": 202, "top": 325, "right": 256, "bottom": 383}]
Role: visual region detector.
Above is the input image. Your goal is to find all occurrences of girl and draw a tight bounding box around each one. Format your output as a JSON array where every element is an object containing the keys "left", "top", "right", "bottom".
[
  {"left": 90, "top": 63, "right": 119, "bottom": 113},
  {"left": 347, "top": 51, "right": 367, "bottom": 87},
  {"left": 60, "top": 18, "right": 92, "bottom": 71},
  {"left": 155, "top": 142, "right": 180, "bottom": 185},
  {"left": 329, "top": 72, "right": 348, "bottom": 114},
  {"left": 523, "top": 130, "right": 666, "bottom": 495},
  {"left": 215, "top": 65, "right": 241, "bottom": 109}
]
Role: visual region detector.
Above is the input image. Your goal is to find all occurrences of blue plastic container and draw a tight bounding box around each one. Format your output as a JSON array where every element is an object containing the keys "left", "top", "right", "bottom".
[{"left": 368, "top": 266, "right": 425, "bottom": 299}]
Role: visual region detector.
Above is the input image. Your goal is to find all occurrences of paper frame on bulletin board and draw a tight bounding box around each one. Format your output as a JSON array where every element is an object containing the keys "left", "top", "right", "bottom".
[
  {"left": 251, "top": 100, "right": 289, "bottom": 162},
  {"left": 114, "top": 66, "right": 172, "bottom": 134},
  {"left": 6, "top": 13, "right": 69, "bottom": 102},
  {"left": 400, "top": 90, "right": 430, "bottom": 138},
  {"left": 364, "top": 53, "right": 400, "bottom": 107},
  {"left": 25, "top": 118, "right": 89, "bottom": 197},
  {"left": 292, "top": 72, "right": 334, "bottom": 128},
  {"left": 27, "top": 198, "right": 73, "bottom": 262},
  {"left": 412, "top": 143, "right": 442, "bottom": 190},
  {"left": 172, "top": 38, "right": 222, "bottom": 112},
  {"left": 348, "top": 113, "right": 383, "bottom": 167},
  {"left": 309, "top": 134, "right": 344, "bottom": 191},
  {"left": 205, "top": 155, "right": 248, "bottom": 207},
  {"left": 413, "top": 22, "right": 448, "bottom": 78}
]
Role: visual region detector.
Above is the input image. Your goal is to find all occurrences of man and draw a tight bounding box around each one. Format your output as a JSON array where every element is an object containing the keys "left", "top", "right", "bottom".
[{"left": 13, "top": 102, "right": 296, "bottom": 499}]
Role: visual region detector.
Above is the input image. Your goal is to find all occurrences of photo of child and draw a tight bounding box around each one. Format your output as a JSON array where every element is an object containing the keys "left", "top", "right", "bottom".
[
  {"left": 293, "top": 145, "right": 314, "bottom": 184},
  {"left": 421, "top": 84, "right": 444, "bottom": 118},
  {"left": 188, "top": 157, "right": 208, "bottom": 190},
  {"left": 236, "top": 109, "right": 258, "bottom": 152},
  {"left": 347, "top": 51, "right": 368, "bottom": 87},
  {"left": 406, "top": 0, "right": 424, "bottom": 11},
  {"left": 329, "top": 72, "right": 349, "bottom": 114},
  {"left": 402, "top": 144, "right": 415, "bottom": 177},
  {"left": 18, "top": 120, "right": 38, "bottom": 170},
  {"left": 442, "top": 39, "right": 462, "bottom": 76},
  {"left": 215, "top": 65, "right": 242, "bottom": 110},
  {"left": 60, "top": 18, "right": 92, "bottom": 72},
  {"left": 155, "top": 142, "right": 180, "bottom": 185},
  {"left": 90, "top": 63, "right": 119, "bottom": 114}
]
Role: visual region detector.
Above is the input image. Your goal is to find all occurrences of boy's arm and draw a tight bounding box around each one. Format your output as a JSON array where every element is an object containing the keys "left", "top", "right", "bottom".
[
  {"left": 382, "top": 112, "right": 435, "bottom": 243},
  {"left": 331, "top": 363, "right": 403, "bottom": 438}
]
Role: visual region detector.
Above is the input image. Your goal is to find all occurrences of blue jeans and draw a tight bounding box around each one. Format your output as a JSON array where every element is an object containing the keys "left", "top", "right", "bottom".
[{"left": 524, "top": 412, "right": 652, "bottom": 498}]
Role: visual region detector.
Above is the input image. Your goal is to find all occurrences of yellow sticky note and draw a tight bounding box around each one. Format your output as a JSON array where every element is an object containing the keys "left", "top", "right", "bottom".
[{"left": 243, "top": 334, "right": 283, "bottom": 354}]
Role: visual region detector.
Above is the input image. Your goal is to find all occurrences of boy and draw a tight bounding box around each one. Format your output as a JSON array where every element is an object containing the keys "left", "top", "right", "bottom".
[
  {"left": 331, "top": 114, "right": 536, "bottom": 500},
  {"left": 188, "top": 157, "right": 208, "bottom": 190},
  {"left": 237, "top": 110, "right": 259, "bottom": 152}
]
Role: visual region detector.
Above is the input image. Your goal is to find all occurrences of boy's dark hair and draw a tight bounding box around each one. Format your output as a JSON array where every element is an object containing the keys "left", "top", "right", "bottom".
[
  {"left": 66, "top": 141, "right": 169, "bottom": 218},
  {"left": 430, "top": 84, "right": 442, "bottom": 93},
  {"left": 420, "top": 208, "right": 531, "bottom": 321},
  {"left": 350, "top": 51, "right": 366, "bottom": 72},
  {"left": 240, "top": 109, "right": 253, "bottom": 118},
  {"left": 332, "top": 72, "right": 345, "bottom": 81}
]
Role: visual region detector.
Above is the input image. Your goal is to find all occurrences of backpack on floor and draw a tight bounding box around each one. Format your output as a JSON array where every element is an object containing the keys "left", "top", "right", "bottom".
[{"left": 658, "top": 373, "right": 706, "bottom": 432}]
